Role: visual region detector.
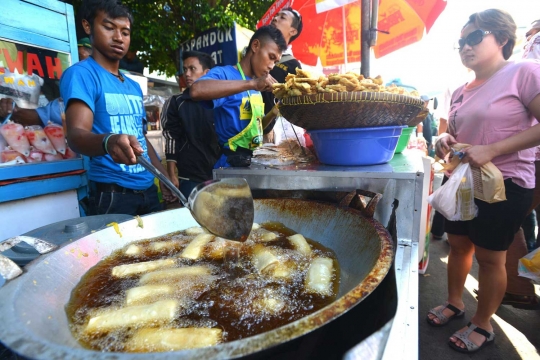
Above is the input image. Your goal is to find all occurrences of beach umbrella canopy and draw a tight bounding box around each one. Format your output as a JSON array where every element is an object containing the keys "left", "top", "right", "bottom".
[{"left": 258, "top": 0, "right": 447, "bottom": 66}]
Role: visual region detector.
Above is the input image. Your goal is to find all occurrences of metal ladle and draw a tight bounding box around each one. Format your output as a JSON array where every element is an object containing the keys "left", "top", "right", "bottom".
[{"left": 137, "top": 156, "right": 254, "bottom": 241}]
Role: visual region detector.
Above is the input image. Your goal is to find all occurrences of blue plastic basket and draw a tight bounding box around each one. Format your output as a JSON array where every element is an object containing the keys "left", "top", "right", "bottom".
[{"left": 308, "top": 126, "right": 406, "bottom": 166}]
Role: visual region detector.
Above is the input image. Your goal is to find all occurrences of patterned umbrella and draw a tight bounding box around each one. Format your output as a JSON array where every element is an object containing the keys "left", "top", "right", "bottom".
[{"left": 258, "top": 0, "right": 447, "bottom": 66}]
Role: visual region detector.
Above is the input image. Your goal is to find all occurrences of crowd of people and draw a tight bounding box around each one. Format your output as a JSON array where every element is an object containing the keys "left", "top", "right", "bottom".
[
  {"left": 162, "top": 7, "right": 303, "bottom": 194},
  {"left": 59, "top": 2, "right": 303, "bottom": 216}
]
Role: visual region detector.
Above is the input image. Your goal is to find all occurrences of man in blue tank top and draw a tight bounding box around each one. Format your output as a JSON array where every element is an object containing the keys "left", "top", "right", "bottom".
[{"left": 60, "top": 0, "right": 175, "bottom": 216}]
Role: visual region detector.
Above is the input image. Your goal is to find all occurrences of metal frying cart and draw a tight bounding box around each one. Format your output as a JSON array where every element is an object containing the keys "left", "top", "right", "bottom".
[{"left": 214, "top": 152, "right": 430, "bottom": 360}]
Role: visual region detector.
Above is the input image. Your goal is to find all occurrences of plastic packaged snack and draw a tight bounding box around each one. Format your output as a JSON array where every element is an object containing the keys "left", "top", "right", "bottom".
[
  {"left": 0, "top": 122, "right": 31, "bottom": 156},
  {"left": 518, "top": 247, "right": 540, "bottom": 284},
  {"left": 44, "top": 123, "right": 66, "bottom": 155},
  {"left": 24, "top": 125, "right": 57, "bottom": 155}
]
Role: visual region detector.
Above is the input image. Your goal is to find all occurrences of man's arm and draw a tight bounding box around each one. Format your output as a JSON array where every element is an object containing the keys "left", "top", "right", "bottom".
[
  {"left": 0, "top": 98, "right": 42, "bottom": 126},
  {"left": 65, "top": 99, "right": 143, "bottom": 165},
  {"left": 190, "top": 79, "right": 256, "bottom": 101},
  {"left": 161, "top": 96, "right": 182, "bottom": 157},
  {"left": 262, "top": 104, "right": 279, "bottom": 130},
  {"left": 190, "top": 75, "right": 276, "bottom": 101},
  {"left": 10, "top": 108, "right": 42, "bottom": 126},
  {"left": 145, "top": 137, "right": 166, "bottom": 172},
  {"left": 166, "top": 160, "right": 180, "bottom": 189},
  {"left": 161, "top": 96, "right": 181, "bottom": 188}
]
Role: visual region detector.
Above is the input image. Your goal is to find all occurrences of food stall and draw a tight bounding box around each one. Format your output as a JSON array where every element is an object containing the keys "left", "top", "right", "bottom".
[
  {"left": 215, "top": 152, "right": 431, "bottom": 359},
  {"left": 0, "top": 0, "right": 85, "bottom": 241},
  {"left": 206, "top": 53, "right": 433, "bottom": 355}
]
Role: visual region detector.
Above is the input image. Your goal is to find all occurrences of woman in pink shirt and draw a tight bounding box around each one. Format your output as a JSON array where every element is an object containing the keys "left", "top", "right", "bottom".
[{"left": 427, "top": 9, "right": 540, "bottom": 354}]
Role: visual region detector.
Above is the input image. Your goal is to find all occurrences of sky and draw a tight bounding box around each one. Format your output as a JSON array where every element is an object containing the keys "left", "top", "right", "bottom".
[{"left": 335, "top": 0, "right": 540, "bottom": 96}]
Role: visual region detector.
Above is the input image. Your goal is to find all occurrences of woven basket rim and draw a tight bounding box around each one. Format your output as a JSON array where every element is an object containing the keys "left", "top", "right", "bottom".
[
  {"left": 280, "top": 91, "right": 424, "bottom": 107},
  {"left": 278, "top": 91, "right": 425, "bottom": 130}
]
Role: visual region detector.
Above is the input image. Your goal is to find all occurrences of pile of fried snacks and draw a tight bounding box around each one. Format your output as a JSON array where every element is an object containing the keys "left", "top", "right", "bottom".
[{"left": 272, "top": 69, "right": 420, "bottom": 99}]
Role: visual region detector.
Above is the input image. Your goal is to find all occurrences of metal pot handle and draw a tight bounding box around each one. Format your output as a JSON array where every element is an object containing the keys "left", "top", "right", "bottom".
[
  {"left": 0, "top": 236, "right": 58, "bottom": 285},
  {"left": 339, "top": 189, "right": 383, "bottom": 218}
]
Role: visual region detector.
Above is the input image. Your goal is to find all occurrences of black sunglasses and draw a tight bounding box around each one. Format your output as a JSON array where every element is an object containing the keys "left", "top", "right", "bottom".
[{"left": 456, "top": 29, "right": 492, "bottom": 50}]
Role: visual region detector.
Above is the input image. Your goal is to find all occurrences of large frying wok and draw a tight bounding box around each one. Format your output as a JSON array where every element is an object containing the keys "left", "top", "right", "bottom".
[{"left": 0, "top": 198, "right": 393, "bottom": 359}]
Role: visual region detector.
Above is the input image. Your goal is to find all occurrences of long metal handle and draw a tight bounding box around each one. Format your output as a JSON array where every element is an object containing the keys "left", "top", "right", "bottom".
[{"left": 136, "top": 155, "right": 188, "bottom": 207}]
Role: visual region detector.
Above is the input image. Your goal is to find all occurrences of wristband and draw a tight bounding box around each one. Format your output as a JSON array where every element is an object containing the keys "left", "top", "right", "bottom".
[{"left": 102, "top": 133, "right": 114, "bottom": 155}]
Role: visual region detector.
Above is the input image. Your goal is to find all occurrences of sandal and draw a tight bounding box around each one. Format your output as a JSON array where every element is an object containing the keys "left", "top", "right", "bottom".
[
  {"left": 473, "top": 289, "right": 540, "bottom": 310},
  {"left": 448, "top": 322, "right": 495, "bottom": 353},
  {"left": 426, "top": 302, "right": 465, "bottom": 327}
]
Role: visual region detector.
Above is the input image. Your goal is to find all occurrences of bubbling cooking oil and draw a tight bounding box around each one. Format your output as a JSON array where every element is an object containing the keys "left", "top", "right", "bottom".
[{"left": 66, "top": 223, "right": 340, "bottom": 352}]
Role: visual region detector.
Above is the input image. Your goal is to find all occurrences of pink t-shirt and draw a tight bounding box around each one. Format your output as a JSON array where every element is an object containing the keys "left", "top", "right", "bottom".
[{"left": 448, "top": 60, "right": 540, "bottom": 189}]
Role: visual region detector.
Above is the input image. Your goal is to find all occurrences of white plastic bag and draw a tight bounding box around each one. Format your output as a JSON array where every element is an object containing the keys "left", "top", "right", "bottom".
[
  {"left": 518, "top": 247, "right": 540, "bottom": 284},
  {"left": 0, "top": 68, "right": 44, "bottom": 109},
  {"left": 427, "top": 162, "right": 478, "bottom": 221}
]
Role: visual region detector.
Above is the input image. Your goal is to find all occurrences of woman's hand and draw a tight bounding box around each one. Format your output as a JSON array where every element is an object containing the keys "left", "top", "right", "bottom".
[
  {"left": 461, "top": 144, "right": 499, "bottom": 167},
  {"left": 435, "top": 133, "right": 457, "bottom": 159}
]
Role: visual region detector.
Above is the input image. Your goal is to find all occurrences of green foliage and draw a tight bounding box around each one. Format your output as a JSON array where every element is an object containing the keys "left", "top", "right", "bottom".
[{"left": 72, "top": 0, "right": 275, "bottom": 76}]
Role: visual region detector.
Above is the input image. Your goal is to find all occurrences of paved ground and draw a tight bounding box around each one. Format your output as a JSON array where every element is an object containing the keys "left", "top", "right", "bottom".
[{"left": 419, "top": 236, "right": 540, "bottom": 360}]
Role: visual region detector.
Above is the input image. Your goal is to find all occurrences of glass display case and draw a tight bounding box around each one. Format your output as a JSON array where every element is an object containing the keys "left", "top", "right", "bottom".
[{"left": 0, "top": 0, "right": 86, "bottom": 240}]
